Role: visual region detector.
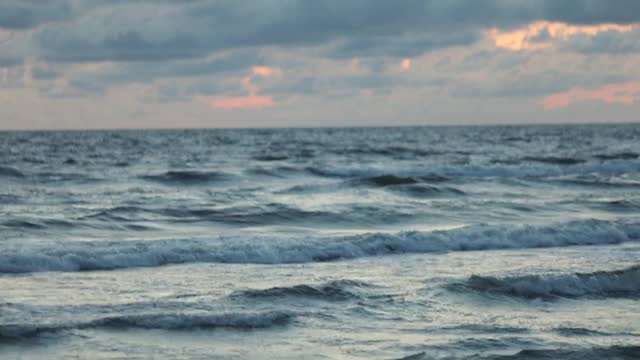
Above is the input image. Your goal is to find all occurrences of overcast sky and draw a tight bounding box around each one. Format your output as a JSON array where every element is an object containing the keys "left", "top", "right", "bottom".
[{"left": 1, "top": 0, "right": 639, "bottom": 130}]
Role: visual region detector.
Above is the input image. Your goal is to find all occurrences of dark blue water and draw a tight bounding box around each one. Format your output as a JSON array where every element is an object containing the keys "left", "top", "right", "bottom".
[{"left": 1, "top": 125, "right": 639, "bottom": 359}]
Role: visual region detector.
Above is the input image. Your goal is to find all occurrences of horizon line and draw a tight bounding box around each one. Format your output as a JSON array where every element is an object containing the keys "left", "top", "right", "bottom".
[{"left": 1, "top": 120, "right": 639, "bottom": 133}]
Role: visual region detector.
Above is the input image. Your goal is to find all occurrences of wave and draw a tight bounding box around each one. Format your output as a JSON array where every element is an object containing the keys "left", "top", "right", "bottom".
[
  {"left": 140, "top": 170, "right": 234, "bottom": 185},
  {"left": 552, "top": 327, "right": 628, "bottom": 337},
  {"left": 83, "top": 203, "right": 410, "bottom": 227},
  {"left": 244, "top": 165, "right": 307, "bottom": 178},
  {"left": 487, "top": 345, "right": 640, "bottom": 360},
  {"left": 522, "top": 156, "right": 586, "bottom": 165},
  {"left": 349, "top": 175, "right": 465, "bottom": 196},
  {"left": 252, "top": 154, "right": 289, "bottom": 162},
  {"left": 31, "top": 171, "right": 102, "bottom": 183},
  {"left": 360, "top": 174, "right": 419, "bottom": 186},
  {"left": 303, "top": 160, "right": 640, "bottom": 180},
  {"left": 1, "top": 218, "right": 76, "bottom": 230},
  {"left": 586, "top": 199, "right": 640, "bottom": 212},
  {"left": 0, "top": 311, "right": 293, "bottom": 341},
  {"left": 0, "top": 165, "right": 24, "bottom": 178},
  {"left": 233, "top": 279, "right": 374, "bottom": 301},
  {"left": 551, "top": 174, "right": 640, "bottom": 188},
  {"left": 393, "top": 352, "right": 426, "bottom": 360},
  {"left": 1, "top": 219, "right": 638, "bottom": 273},
  {"left": 328, "top": 146, "right": 443, "bottom": 158},
  {"left": 389, "top": 184, "right": 465, "bottom": 198},
  {"left": 594, "top": 152, "right": 639, "bottom": 160},
  {"left": 449, "top": 265, "right": 640, "bottom": 300}
]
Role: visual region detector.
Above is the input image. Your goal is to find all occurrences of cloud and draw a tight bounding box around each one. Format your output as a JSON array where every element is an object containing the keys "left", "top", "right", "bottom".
[
  {"left": 210, "top": 95, "right": 274, "bottom": 109},
  {"left": 23, "top": 1, "right": 640, "bottom": 65},
  {"left": 252, "top": 66, "right": 282, "bottom": 77},
  {"left": 401, "top": 58, "right": 411, "bottom": 70},
  {"left": 51, "top": 50, "right": 263, "bottom": 96},
  {"left": 452, "top": 65, "right": 630, "bottom": 98},
  {"left": 487, "top": 21, "right": 634, "bottom": 50},
  {"left": 2, "top": 0, "right": 640, "bottom": 130},
  {"left": 563, "top": 27, "right": 640, "bottom": 53},
  {"left": 0, "top": 1, "right": 72, "bottom": 30},
  {"left": 0, "top": 55, "right": 22, "bottom": 68},
  {"left": 543, "top": 82, "right": 640, "bottom": 109}
]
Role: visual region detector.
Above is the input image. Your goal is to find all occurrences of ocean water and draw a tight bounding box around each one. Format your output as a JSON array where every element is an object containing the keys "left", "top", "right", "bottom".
[{"left": 1, "top": 124, "right": 639, "bottom": 359}]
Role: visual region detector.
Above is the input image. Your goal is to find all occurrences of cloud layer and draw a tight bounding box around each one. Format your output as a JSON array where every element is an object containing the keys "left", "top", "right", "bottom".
[{"left": 0, "top": 1, "right": 639, "bottom": 129}]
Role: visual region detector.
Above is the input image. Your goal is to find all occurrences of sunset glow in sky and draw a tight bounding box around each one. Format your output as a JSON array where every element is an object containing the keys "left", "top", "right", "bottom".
[{"left": 0, "top": 1, "right": 639, "bottom": 129}]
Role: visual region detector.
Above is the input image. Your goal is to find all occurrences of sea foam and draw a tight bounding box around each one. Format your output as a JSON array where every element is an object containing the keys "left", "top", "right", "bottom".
[
  {"left": 451, "top": 265, "right": 640, "bottom": 299},
  {"left": 1, "top": 219, "right": 638, "bottom": 273}
]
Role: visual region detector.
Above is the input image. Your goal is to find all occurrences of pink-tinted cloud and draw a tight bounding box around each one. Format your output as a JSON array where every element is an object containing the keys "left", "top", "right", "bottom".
[
  {"left": 488, "top": 21, "right": 634, "bottom": 50},
  {"left": 210, "top": 95, "right": 274, "bottom": 109},
  {"left": 252, "top": 66, "right": 282, "bottom": 77},
  {"left": 543, "top": 82, "right": 640, "bottom": 110},
  {"left": 401, "top": 58, "right": 411, "bottom": 70}
]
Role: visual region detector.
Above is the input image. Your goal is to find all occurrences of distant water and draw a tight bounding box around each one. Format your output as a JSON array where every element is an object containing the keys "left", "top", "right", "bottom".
[{"left": 1, "top": 124, "right": 639, "bottom": 359}]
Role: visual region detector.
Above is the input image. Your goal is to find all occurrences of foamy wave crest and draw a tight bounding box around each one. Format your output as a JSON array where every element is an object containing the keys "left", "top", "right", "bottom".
[
  {"left": 450, "top": 265, "right": 640, "bottom": 299},
  {"left": 488, "top": 345, "right": 640, "bottom": 360},
  {"left": 1, "top": 219, "right": 638, "bottom": 273},
  {"left": 233, "top": 279, "right": 374, "bottom": 301},
  {"left": 305, "top": 160, "right": 640, "bottom": 179},
  {"left": 0, "top": 311, "right": 293, "bottom": 340}
]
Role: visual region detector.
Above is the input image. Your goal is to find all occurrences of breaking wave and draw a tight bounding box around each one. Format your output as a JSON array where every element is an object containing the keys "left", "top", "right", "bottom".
[
  {"left": 0, "top": 165, "right": 24, "bottom": 178},
  {"left": 233, "top": 279, "right": 374, "bottom": 301},
  {"left": 1, "top": 219, "right": 638, "bottom": 273},
  {"left": 0, "top": 311, "right": 294, "bottom": 340},
  {"left": 487, "top": 345, "right": 640, "bottom": 360},
  {"left": 303, "top": 160, "right": 640, "bottom": 180},
  {"left": 449, "top": 265, "right": 640, "bottom": 300}
]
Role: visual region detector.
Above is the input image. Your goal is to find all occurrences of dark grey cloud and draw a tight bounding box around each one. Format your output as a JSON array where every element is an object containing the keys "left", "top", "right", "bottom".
[
  {"left": 453, "top": 69, "right": 629, "bottom": 98},
  {"left": 540, "top": 0, "right": 640, "bottom": 25},
  {"left": 26, "top": 0, "right": 640, "bottom": 66},
  {"left": 31, "top": 65, "right": 61, "bottom": 80},
  {"left": 330, "top": 32, "right": 479, "bottom": 59},
  {"left": 0, "top": 1, "right": 71, "bottom": 30},
  {"left": 56, "top": 50, "right": 262, "bottom": 96},
  {"left": 265, "top": 73, "right": 403, "bottom": 98},
  {"left": 563, "top": 28, "right": 640, "bottom": 54},
  {"left": 3, "top": 0, "right": 639, "bottom": 106},
  {"left": 0, "top": 55, "right": 22, "bottom": 68}
]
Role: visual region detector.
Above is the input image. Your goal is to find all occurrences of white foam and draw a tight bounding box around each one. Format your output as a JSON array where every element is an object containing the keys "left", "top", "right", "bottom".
[
  {"left": 1, "top": 219, "right": 639, "bottom": 273},
  {"left": 464, "top": 265, "right": 640, "bottom": 299},
  {"left": 0, "top": 311, "right": 294, "bottom": 339},
  {"left": 308, "top": 159, "right": 640, "bottom": 179}
]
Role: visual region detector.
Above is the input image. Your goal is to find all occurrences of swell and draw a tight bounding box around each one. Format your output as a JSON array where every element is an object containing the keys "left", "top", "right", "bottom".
[
  {"left": 486, "top": 345, "right": 640, "bottom": 360},
  {"left": 1, "top": 219, "right": 638, "bottom": 273},
  {"left": 285, "top": 174, "right": 463, "bottom": 197},
  {"left": 0, "top": 311, "right": 293, "bottom": 341},
  {"left": 252, "top": 154, "right": 289, "bottom": 162},
  {"left": 303, "top": 160, "right": 640, "bottom": 180},
  {"left": 232, "top": 279, "right": 374, "bottom": 301},
  {"left": 82, "top": 203, "right": 409, "bottom": 227},
  {"left": 140, "top": 170, "right": 234, "bottom": 185},
  {"left": 550, "top": 175, "right": 640, "bottom": 188},
  {"left": 594, "top": 152, "right": 639, "bottom": 160},
  {"left": 0, "top": 165, "right": 24, "bottom": 178},
  {"left": 449, "top": 265, "right": 640, "bottom": 300},
  {"left": 521, "top": 156, "right": 586, "bottom": 165}
]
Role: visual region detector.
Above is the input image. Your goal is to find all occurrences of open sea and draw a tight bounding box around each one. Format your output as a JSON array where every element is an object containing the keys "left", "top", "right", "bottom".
[{"left": 1, "top": 124, "right": 639, "bottom": 359}]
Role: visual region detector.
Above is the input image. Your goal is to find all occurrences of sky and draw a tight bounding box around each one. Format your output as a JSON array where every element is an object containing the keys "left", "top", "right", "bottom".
[{"left": 0, "top": 0, "right": 639, "bottom": 130}]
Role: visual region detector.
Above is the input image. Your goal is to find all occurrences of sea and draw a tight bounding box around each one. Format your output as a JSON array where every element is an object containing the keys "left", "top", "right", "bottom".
[{"left": 1, "top": 124, "right": 639, "bottom": 359}]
